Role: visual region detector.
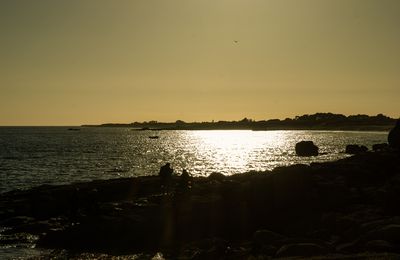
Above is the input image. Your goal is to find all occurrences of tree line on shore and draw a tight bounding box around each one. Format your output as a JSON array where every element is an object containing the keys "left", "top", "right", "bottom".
[{"left": 83, "top": 113, "right": 397, "bottom": 130}]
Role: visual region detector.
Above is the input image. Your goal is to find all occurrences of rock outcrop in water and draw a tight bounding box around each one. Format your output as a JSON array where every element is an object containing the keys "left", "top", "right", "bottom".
[
  {"left": 345, "top": 144, "right": 368, "bottom": 154},
  {"left": 372, "top": 143, "right": 389, "bottom": 152},
  {"left": 295, "top": 141, "right": 319, "bottom": 156},
  {"left": 1, "top": 149, "right": 400, "bottom": 258}
]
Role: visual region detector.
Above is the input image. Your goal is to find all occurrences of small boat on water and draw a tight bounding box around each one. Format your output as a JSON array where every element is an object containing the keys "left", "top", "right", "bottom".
[
  {"left": 148, "top": 136, "right": 159, "bottom": 139},
  {"left": 68, "top": 128, "right": 81, "bottom": 131}
]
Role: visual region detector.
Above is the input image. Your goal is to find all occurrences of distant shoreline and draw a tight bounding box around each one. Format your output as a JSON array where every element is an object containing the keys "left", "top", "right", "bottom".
[
  {"left": 0, "top": 125, "right": 392, "bottom": 131},
  {"left": 82, "top": 125, "right": 393, "bottom": 131},
  {"left": 81, "top": 112, "right": 397, "bottom": 132},
  {"left": 0, "top": 113, "right": 396, "bottom": 129}
]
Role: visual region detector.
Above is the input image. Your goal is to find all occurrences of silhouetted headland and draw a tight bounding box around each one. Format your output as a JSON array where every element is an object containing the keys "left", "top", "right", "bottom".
[
  {"left": 82, "top": 113, "right": 397, "bottom": 131},
  {"left": 1, "top": 125, "right": 400, "bottom": 258},
  {"left": 388, "top": 119, "right": 400, "bottom": 149}
]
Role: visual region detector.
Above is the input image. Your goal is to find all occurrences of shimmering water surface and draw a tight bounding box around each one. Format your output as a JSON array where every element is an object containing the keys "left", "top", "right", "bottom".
[{"left": 0, "top": 127, "right": 387, "bottom": 193}]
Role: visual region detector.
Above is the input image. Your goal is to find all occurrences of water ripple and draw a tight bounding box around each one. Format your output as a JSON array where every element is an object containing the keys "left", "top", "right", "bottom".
[{"left": 0, "top": 127, "right": 387, "bottom": 193}]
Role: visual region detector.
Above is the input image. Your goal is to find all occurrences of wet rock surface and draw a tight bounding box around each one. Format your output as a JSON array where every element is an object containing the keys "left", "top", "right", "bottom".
[{"left": 1, "top": 151, "right": 400, "bottom": 259}]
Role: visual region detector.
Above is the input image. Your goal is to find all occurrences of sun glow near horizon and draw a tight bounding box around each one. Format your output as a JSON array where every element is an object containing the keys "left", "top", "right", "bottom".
[{"left": 1, "top": 0, "right": 399, "bottom": 125}]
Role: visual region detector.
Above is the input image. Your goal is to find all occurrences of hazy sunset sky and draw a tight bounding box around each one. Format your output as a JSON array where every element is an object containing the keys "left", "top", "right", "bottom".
[{"left": 1, "top": 0, "right": 399, "bottom": 125}]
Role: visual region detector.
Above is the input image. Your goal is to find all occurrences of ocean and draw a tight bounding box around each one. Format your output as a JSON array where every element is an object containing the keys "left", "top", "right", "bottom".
[{"left": 0, "top": 127, "right": 388, "bottom": 194}]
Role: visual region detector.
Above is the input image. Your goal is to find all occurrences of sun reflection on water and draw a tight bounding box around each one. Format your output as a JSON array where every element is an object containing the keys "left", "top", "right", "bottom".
[
  {"left": 184, "top": 130, "right": 288, "bottom": 175},
  {"left": 0, "top": 128, "right": 388, "bottom": 193}
]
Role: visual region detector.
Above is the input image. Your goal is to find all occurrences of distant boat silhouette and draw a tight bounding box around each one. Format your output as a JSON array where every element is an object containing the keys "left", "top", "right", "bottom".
[
  {"left": 68, "top": 128, "right": 80, "bottom": 131},
  {"left": 148, "top": 136, "right": 159, "bottom": 139}
]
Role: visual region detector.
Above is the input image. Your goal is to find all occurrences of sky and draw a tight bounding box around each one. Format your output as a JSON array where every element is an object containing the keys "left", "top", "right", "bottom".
[{"left": 0, "top": 0, "right": 399, "bottom": 125}]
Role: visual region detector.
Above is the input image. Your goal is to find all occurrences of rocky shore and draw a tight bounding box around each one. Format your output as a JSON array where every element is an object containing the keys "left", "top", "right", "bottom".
[{"left": 1, "top": 150, "right": 400, "bottom": 259}]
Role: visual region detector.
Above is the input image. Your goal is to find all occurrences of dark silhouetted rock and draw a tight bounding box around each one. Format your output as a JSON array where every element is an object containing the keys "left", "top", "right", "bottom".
[
  {"left": 365, "top": 225, "right": 400, "bottom": 244},
  {"left": 276, "top": 243, "right": 328, "bottom": 257},
  {"left": 336, "top": 240, "right": 361, "bottom": 254},
  {"left": 373, "top": 143, "right": 389, "bottom": 152},
  {"left": 345, "top": 144, "right": 368, "bottom": 154},
  {"left": 364, "top": 240, "right": 397, "bottom": 253},
  {"left": 388, "top": 120, "right": 400, "bottom": 149},
  {"left": 0, "top": 216, "right": 34, "bottom": 226},
  {"left": 295, "top": 141, "right": 319, "bottom": 156},
  {"left": 180, "top": 238, "right": 229, "bottom": 260},
  {"left": 253, "top": 229, "right": 286, "bottom": 246},
  {"left": 207, "top": 172, "right": 226, "bottom": 181}
]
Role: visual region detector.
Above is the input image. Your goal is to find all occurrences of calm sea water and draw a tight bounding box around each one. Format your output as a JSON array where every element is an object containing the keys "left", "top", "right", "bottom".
[{"left": 0, "top": 127, "right": 388, "bottom": 194}]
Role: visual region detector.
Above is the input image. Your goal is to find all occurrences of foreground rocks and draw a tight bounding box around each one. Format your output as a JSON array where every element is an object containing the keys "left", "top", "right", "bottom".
[{"left": 1, "top": 151, "right": 400, "bottom": 259}]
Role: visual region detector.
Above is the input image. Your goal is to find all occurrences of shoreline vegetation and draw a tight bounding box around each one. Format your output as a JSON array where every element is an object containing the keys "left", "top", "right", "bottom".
[
  {"left": 1, "top": 146, "right": 400, "bottom": 258},
  {"left": 82, "top": 113, "right": 397, "bottom": 131}
]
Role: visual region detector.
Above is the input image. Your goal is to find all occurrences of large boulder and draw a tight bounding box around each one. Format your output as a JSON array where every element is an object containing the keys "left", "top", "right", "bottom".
[
  {"left": 345, "top": 144, "right": 368, "bottom": 154},
  {"left": 388, "top": 120, "right": 400, "bottom": 149},
  {"left": 295, "top": 141, "right": 319, "bottom": 156}
]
